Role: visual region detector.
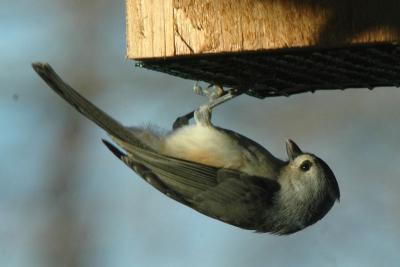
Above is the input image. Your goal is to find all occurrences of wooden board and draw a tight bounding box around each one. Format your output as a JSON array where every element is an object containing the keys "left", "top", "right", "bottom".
[{"left": 126, "top": 0, "right": 400, "bottom": 59}]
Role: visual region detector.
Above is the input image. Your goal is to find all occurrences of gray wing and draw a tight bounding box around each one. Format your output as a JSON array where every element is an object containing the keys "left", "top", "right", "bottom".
[{"left": 103, "top": 140, "right": 280, "bottom": 230}]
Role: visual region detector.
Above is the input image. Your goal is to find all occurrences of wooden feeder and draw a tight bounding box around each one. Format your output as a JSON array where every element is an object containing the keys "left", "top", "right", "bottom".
[{"left": 126, "top": 0, "right": 400, "bottom": 98}]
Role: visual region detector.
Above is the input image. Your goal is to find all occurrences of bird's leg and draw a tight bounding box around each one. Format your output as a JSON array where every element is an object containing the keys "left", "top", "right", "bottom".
[
  {"left": 194, "top": 105, "right": 212, "bottom": 126},
  {"left": 172, "top": 83, "right": 241, "bottom": 130}
]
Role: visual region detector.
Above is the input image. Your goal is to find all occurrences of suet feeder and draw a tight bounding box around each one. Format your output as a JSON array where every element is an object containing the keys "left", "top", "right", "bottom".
[{"left": 126, "top": 0, "right": 400, "bottom": 98}]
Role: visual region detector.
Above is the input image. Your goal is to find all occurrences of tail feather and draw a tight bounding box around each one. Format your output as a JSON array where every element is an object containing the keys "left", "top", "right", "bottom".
[{"left": 32, "top": 62, "right": 151, "bottom": 151}]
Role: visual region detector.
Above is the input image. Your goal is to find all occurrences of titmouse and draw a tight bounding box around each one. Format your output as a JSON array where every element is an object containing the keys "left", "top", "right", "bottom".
[{"left": 33, "top": 63, "right": 340, "bottom": 235}]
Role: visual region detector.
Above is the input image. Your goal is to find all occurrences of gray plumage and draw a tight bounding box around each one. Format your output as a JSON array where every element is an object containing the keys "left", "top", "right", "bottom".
[{"left": 33, "top": 63, "right": 340, "bottom": 235}]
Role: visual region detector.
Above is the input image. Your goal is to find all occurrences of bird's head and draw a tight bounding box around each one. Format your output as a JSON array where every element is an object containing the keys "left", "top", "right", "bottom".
[{"left": 283, "top": 139, "right": 340, "bottom": 204}]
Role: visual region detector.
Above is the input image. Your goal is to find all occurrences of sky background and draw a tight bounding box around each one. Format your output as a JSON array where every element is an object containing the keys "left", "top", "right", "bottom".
[{"left": 1, "top": 0, "right": 400, "bottom": 266}]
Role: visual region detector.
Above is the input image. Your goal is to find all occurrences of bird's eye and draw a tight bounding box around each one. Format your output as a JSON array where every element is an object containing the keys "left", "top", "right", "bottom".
[{"left": 300, "top": 160, "right": 312, "bottom": 172}]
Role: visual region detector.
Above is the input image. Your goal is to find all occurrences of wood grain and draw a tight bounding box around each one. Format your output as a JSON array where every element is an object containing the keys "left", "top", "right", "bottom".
[{"left": 126, "top": 0, "right": 400, "bottom": 59}]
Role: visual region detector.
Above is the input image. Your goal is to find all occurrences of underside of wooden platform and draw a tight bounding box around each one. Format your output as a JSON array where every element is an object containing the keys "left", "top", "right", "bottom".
[{"left": 136, "top": 43, "right": 400, "bottom": 98}]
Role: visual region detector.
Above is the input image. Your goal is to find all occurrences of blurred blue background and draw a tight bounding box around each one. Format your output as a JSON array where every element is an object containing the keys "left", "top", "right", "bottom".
[{"left": 1, "top": 0, "right": 400, "bottom": 266}]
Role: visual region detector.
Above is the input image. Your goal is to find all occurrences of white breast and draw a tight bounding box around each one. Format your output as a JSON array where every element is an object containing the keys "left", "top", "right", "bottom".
[{"left": 161, "top": 124, "right": 245, "bottom": 169}]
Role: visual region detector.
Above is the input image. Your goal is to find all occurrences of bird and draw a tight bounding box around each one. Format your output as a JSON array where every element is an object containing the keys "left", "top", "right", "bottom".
[{"left": 32, "top": 62, "right": 340, "bottom": 235}]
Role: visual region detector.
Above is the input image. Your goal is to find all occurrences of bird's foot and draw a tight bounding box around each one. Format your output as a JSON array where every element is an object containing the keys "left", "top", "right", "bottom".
[
  {"left": 172, "top": 84, "right": 241, "bottom": 130},
  {"left": 193, "top": 82, "right": 224, "bottom": 101}
]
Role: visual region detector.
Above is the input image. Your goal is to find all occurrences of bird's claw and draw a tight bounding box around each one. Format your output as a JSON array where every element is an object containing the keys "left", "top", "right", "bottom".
[{"left": 193, "top": 82, "right": 224, "bottom": 101}]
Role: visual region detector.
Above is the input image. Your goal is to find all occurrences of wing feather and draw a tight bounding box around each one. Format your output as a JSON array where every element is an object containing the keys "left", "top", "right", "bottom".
[{"left": 104, "top": 140, "right": 280, "bottom": 229}]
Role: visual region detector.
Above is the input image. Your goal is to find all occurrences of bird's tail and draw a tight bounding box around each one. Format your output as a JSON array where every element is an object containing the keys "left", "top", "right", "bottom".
[{"left": 32, "top": 62, "right": 150, "bottom": 151}]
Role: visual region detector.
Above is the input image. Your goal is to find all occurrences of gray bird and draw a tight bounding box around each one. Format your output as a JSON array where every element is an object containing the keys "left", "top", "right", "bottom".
[{"left": 33, "top": 63, "right": 340, "bottom": 235}]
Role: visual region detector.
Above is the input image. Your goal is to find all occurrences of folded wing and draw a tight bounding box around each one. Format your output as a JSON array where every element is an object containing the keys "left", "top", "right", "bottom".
[{"left": 103, "top": 140, "right": 280, "bottom": 229}]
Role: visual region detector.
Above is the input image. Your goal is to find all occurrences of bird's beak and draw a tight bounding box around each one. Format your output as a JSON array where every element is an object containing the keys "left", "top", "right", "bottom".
[{"left": 286, "top": 139, "right": 302, "bottom": 161}]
